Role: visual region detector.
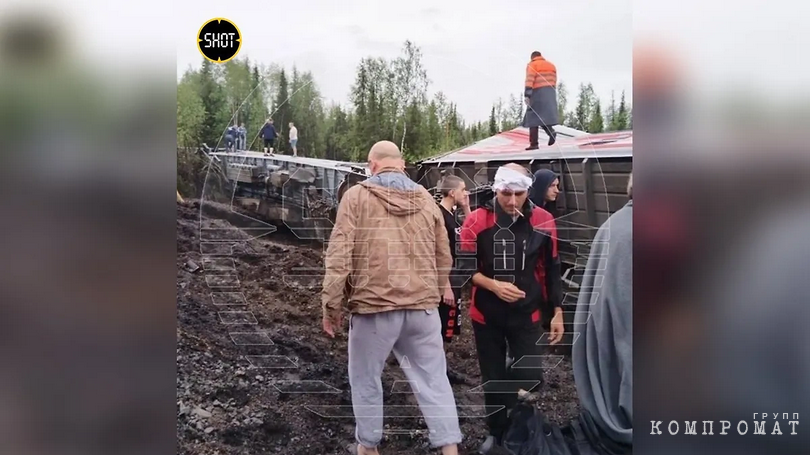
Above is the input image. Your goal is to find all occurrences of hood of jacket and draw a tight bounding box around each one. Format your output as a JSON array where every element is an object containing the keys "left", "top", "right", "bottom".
[
  {"left": 530, "top": 169, "right": 557, "bottom": 209},
  {"left": 359, "top": 169, "right": 428, "bottom": 216}
]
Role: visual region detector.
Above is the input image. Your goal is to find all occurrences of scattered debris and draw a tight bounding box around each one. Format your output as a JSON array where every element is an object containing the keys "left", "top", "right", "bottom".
[{"left": 192, "top": 406, "right": 212, "bottom": 419}]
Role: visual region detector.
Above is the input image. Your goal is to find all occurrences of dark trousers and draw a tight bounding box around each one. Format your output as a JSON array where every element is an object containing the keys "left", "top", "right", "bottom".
[
  {"left": 438, "top": 287, "right": 462, "bottom": 343},
  {"left": 263, "top": 138, "right": 275, "bottom": 150},
  {"left": 472, "top": 318, "right": 544, "bottom": 441},
  {"left": 529, "top": 125, "right": 556, "bottom": 147}
]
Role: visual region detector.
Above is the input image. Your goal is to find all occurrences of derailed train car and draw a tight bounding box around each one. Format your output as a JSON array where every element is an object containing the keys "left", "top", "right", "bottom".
[
  {"left": 210, "top": 126, "right": 631, "bottom": 283},
  {"left": 210, "top": 150, "right": 369, "bottom": 240},
  {"left": 415, "top": 126, "right": 632, "bottom": 344}
]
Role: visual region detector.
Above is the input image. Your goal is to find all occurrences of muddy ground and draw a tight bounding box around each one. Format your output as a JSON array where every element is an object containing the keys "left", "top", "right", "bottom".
[{"left": 177, "top": 199, "right": 580, "bottom": 455}]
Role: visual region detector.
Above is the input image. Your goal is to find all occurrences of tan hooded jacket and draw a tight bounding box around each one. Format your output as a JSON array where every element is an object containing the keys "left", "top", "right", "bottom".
[{"left": 322, "top": 169, "right": 452, "bottom": 321}]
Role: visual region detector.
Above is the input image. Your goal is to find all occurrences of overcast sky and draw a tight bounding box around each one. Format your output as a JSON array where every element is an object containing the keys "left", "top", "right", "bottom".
[{"left": 176, "top": 0, "right": 632, "bottom": 124}]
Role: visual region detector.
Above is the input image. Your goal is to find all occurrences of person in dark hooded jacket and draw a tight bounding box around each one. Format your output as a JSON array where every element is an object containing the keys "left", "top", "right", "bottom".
[
  {"left": 224, "top": 125, "right": 237, "bottom": 152},
  {"left": 530, "top": 169, "right": 561, "bottom": 217},
  {"left": 260, "top": 119, "right": 277, "bottom": 153}
]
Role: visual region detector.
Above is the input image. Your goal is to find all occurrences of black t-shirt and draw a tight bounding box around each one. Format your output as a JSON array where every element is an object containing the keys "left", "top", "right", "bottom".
[{"left": 440, "top": 204, "right": 460, "bottom": 260}]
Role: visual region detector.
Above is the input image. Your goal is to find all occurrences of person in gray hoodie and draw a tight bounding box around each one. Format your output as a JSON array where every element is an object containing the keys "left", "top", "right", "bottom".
[{"left": 571, "top": 173, "right": 633, "bottom": 453}]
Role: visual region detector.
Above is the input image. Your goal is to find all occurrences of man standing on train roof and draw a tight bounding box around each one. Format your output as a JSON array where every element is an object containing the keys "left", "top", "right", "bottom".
[
  {"left": 224, "top": 125, "right": 237, "bottom": 153},
  {"left": 522, "top": 51, "right": 559, "bottom": 150},
  {"left": 260, "top": 118, "right": 277, "bottom": 154},
  {"left": 237, "top": 122, "right": 247, "bottom": 150},
  {"left": 457, "top": 163, "right": 564, "bottom": 453},
  {"left": 288, "top": 121, "right": 299, "bottom": 156}
]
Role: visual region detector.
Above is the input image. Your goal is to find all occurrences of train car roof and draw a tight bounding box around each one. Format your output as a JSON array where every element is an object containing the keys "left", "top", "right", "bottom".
[
  {"left": 420, "top": 127, "right": 632, "bottom": 164},
  {"left": 211, "top": 150, "right": 369, "bottom": 174}
]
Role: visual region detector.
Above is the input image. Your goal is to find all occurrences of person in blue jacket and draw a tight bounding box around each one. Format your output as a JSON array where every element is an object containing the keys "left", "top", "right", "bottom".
[
  {"left": 224, "top": 125, "right": 237, "bottom": 152},
  {"left": 260, "top": 119, "right": 277, "bottom": 153}
]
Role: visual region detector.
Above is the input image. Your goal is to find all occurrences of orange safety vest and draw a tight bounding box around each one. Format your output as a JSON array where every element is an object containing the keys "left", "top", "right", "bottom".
[{"left": 524, "top": 56, "right": 557, "bottom": 90}]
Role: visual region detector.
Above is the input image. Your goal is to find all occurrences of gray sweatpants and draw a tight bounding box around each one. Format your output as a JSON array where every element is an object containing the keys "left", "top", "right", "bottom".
[{"left": 348, "top": 309, "right": 463, "bottom": 448}]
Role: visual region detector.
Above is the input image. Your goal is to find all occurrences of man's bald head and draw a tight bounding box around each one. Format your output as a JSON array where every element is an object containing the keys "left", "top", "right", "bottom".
[
  {"left": 368, "top": 141, "right": 401, "bottom": 160},
  {"left": 368, "top": 141, "right": 405, "bottom": 175}
]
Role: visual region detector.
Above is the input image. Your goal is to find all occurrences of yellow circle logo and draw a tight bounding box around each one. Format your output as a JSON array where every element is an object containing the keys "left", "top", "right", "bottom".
[{"left": 197, "top": 18, "right": 242, "bottom": 63}]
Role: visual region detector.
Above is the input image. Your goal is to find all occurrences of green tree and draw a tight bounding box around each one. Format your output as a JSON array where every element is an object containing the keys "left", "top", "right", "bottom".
[
  {"left": 401, "top": 101, "right": 425, "bottom": 161},
  {"left": 571, "top": 83, "right": 595, "bottom": 131},
  {"left": 588, "top": 99, "right": 604, "bottom": 133},
  {"left": 628, "top": 105, "right": 632, "bottom": 129},
  {"left": 289, "top": 66, "right": 301, "bottom": 122},
  {"left": 606, "top": 90, "right": 617, "bottom": 131},
  {"left": 507, "top": 94, "right": 523, "bottom": 131},
  {"left": 273, "top": 69, "right": 292, "bottom": 151},
  {"left": 557, "top": 81, "right": 568, "bottom": 126},
  {"left": 492, "top": 99, "right": 504, "bottom": 132},
  {"left": 177, "top": 78, "right": 205, "bottom": 149},
  {"left": 489, "top": 106, "right": 497, "bottom": 135},
  {"left": 222, "top": 59, "right": 251, "bottom": 126},
  {"left": 290, "top": 71, "right": 326, "bottom": 157},
  {"left": 349, "top": 62, "right": 369, "bottom": 159},
  {"left": 392, "top": 41, "right": 429, "bottom": 150},
  {"left": 245, "top": 64, "right": 268, "bottom": 150},
  {"left": 325, "top": 104, "right": 352, "bottom": 161},
  {"left": 446, "top": 103, "right": 462, "bottom": 147},
  {"left": 614, "top": 90, "right": 628, "bottom": 131},
  {"left": 176, "top": 68, "right": 211, "bottom": 197},
  {"left": 349, "top": 57, "right": 395, "bottom": 154},
  {"left": 426, "top": 100, "right": 442, "bottom": 151},
  {"left": 197, "top": 59, "right": 228, "bottom": 147}
]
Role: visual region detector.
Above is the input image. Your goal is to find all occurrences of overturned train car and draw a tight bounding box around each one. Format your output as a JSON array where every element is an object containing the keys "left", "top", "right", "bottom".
[{"left": 211, "top": 151, "right": 370, "bottom": 240}]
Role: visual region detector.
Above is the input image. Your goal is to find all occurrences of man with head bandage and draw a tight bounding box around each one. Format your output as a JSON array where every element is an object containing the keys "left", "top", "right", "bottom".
[
  {"left": 492, "top": 166, "right": 534, "bottom": 194},
  {"left": 457, "top": 163, "right": 564, "bottom": 454}
]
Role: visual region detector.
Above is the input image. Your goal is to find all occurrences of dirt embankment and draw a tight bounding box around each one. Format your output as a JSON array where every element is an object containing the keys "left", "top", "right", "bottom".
[{"left": 177, "top": 200, "right": 579, "bottom": 455}]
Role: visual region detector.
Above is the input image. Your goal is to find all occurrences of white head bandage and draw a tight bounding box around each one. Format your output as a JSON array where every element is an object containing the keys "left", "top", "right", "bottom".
[{"left": 492, "top": 166, "right": 533, "bottom": 192}]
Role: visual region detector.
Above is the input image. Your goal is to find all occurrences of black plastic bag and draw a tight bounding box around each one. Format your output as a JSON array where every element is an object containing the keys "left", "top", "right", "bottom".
[
  {"left": 564, "top": 412, "right": 632, "bottom": 455},
  {"left": 501, "top": 403, "right": 573, "bottom": 455}
]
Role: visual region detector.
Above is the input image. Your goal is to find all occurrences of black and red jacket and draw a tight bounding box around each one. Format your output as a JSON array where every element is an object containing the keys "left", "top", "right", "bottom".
[{"left": 458, "top": 198, "right": 562, "bottom": 326}]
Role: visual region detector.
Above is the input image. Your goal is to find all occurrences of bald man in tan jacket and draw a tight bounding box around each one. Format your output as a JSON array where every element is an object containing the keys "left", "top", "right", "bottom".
[{"left": 322, "top": 141, "right": 462, "bottom": 455}]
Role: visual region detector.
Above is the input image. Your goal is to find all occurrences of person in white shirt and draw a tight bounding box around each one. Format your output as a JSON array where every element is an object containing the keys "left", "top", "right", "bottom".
[{"left": 288, "top": 122, "right": 299, "bottom": 156}]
